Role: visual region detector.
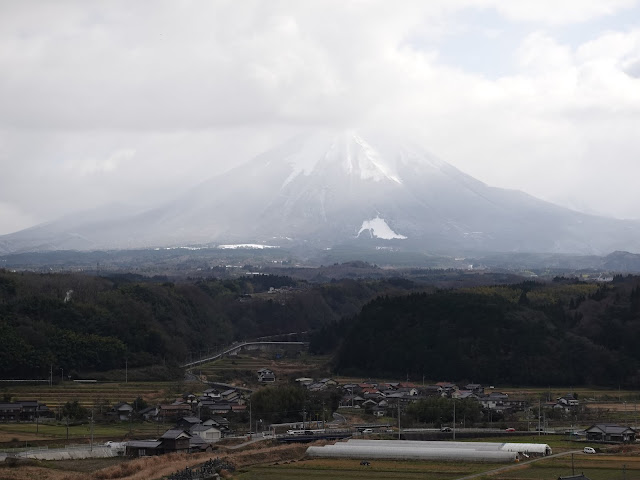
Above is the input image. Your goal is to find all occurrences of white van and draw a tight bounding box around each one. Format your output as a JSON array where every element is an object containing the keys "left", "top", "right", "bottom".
[{"left": 583, "top": 447, "right": 596, "bottom": 454}]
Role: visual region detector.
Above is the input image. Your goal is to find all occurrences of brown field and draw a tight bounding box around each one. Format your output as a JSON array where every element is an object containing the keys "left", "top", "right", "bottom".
[
  {"left": 585, "top": 402, "right": 640, "bottom": 413},
  {"left": 3, "top": 382, "right": 175, "bottom": 410}
]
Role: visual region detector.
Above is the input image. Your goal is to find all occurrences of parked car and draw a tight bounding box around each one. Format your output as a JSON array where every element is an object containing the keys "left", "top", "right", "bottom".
[
  {"left": 505, "top": 427, "right": 516, "bottom": 432},
  {"left": 440, "top": 426, "right": 452, "bottom": 432},
  {"left": 583, "top": 447, "right": 596, "bottom": 454},
  {"left": 362, "top": 428, "right": 373, "bottom": 434}
]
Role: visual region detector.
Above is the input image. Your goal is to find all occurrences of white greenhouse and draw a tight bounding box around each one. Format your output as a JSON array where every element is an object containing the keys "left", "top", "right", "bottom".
[
  {"left": 346, "top": 440, "right": 552, "bottom": 456},
  {"left": 306, "top": 444, "right": 519, "bottom": 462},
  {"left": 306, "top": 440, "right": 552, "bottom": 463}
]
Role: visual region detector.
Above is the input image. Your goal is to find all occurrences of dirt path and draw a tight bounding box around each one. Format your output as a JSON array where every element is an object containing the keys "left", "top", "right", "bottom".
[{"left": 454, "top": 450, "right": 581, "bottom": 480}]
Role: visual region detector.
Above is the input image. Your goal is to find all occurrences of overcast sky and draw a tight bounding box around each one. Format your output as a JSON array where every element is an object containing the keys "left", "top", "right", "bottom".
[{"left": 2, "top": 0, "right": 640, "bottom": 235}]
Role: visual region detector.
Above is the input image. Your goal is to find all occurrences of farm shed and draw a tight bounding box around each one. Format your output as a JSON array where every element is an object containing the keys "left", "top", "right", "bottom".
[{"left": 306, "top": 443, "right": 519, "bottom": 463}]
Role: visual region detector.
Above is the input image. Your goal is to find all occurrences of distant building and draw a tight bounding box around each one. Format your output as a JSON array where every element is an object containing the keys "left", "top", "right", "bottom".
[
  {"left": 257, "top": 368, "right": 276, "bottom": 383},
  {"left": 585, "top": 424, "right": 636, "bottom": 443}
]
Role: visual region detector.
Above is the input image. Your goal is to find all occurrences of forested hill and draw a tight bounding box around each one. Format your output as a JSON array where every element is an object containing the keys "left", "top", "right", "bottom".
[
  {"left": 326, "top": 276, "right": 640, "bottom": 387},
  {"left": 0, "top": 269, "right": 420, "bottom": 379}
]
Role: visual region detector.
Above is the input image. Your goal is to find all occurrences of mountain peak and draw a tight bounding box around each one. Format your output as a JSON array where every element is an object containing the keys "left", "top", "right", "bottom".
[
  {"left": 3, "top": 130, "right": 640, "bottom": 255},
  {"left": 278, "top": 130, "right": 403, "bottom": 188}
]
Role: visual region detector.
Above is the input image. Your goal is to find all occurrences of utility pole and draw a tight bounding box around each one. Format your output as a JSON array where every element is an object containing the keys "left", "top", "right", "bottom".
[
  {"left": 249, "top": 399, "right": 252, "bottom": 434},
  {"left": 571, "top": 453, "right": 575, "bottom": 475},
  {"left": 453, "top": 399, "right": 456, "bottom": 441},
  {"left": 538, "top": 398, "right": 541, "bottom": 436},
  {"left": 90, "top": 409, "right": 94, "bottom": 452},
  {"left": 125, "top": 358, "right": 128, "bottom": 384},
  {"left": 49, "top": 365, "right": 52, "bottom": 387},
  {"left": 397, "top": 403, "right": 401, "bottom": 440}
]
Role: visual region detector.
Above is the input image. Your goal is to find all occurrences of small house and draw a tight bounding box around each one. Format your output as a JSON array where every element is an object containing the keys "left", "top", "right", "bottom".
[
  {"left": 257, "top": 368, "right": 276, "bottom": 383},
  {"left": 126, "top": 440, "right": 162, "bottom": 457},
  {"left": 112, "top": 402, "right": 134, "bottom": 421},
  {"left": 160, "top": 429, "right": 192, "bottom": 453},
  {"left": 190, "top": 423, "right": 222, "bottom": 442},
  {"left": 585, "top": 424, "right": 636, "bottom": 443}
]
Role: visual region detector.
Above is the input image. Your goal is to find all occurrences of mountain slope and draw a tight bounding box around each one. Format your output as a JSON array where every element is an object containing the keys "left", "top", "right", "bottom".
[{"left": 2, "top": 130, "right": 640, "bottom": 255}]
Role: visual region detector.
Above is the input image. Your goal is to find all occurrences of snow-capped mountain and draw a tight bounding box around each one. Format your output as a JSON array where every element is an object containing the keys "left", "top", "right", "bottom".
[{"left": 2, "top": 130, "right": 640, "bottom": 255}]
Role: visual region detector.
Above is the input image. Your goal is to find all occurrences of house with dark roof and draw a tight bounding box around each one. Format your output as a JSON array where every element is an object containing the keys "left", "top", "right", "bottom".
[
  {"left": 126, "top": 440, "right": 162, "bottom": 457},
  {"left": 176, "top": 416, "right": 202, "bottom": 430},
  {"left": 220, "top": 389, "right": 240, "bottom": 402},
  {"left": 188, "top": 434, "right": 214, "bottom": 452},
  {"left": 557, "top": 394, "right": 579, "bottom": 407},
  {"left": 139, "top": 406, "right": 159, "bottom": 421},
  {"left": 203, "top": 388, "right": 221, "bottom": 399},
  {"left": 585, "top": 424, "right": 636, "bottom": 443},
  {"left": 159, "top": 429, "right": 192, "bottom": 453},
  {"left": 465, "top": 384, "right": 484, "bottom": 394},
  {"left": 112, "top": 402, "right": 134, "bottom": 421},
  {"left": 0, "top": 403, "right": 22, "bottom": 422},
  {"left": 159, "top": 404, "right": 193, "bottom": 421},
  {"left": 257, "top": 368, "right": 276, "bottom": 383}
]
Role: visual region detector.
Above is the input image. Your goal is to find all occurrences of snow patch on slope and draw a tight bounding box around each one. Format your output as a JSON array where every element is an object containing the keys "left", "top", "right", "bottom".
[
  {"left": 352, "top": 134, "right": 402, "bottom": 184},
  {"left": 357, "top": 216, "right": 407, "bottom": 240}
]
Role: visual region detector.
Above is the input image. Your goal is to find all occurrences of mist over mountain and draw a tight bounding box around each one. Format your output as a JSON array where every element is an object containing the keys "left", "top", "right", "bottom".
[{"left": 2, "top": 130, "right": 640, "bottom": 256}]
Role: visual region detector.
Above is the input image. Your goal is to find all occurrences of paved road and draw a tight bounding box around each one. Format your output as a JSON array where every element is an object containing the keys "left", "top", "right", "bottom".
[{"left": 455, "top": 450, "right": 581, "bottom": 480}]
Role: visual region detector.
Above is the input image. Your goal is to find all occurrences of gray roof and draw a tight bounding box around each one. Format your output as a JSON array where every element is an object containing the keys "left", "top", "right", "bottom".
[
  {"left": 127, "top": 440, "right": 162, "bottom": 449},
  {"left": 160, "top": 429, "right": 192, "bottom": 440},
  {"left": 189, "top": 436, "right": 209, "bottom": 447},
  {"left": 178, "top": 416, "right": 202, "bottom": 424},
  {"left": 190, "top": 424, "right": 219, "bottom": 433},
  {"left": 587, "top": 423, "right": 636, "bottom": 434}
]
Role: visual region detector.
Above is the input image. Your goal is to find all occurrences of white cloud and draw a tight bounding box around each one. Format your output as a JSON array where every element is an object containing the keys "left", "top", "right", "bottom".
[
  {"left": 0, "top": 203, "right": 39, "bottom": 236},
  {"left": 63, "top": 148, "right": 136, "bottom": 176},
  {"left": 483, "top": 0, "right": 638, "bottom": 24},
  {"left": 1, "top": 0, "right": 640, "bottom": 235}
]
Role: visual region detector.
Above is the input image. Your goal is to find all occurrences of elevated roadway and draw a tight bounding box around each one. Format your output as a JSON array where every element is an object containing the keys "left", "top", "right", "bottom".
[{"left": 181, "top": 341, "right": 309, "bottom": 369}]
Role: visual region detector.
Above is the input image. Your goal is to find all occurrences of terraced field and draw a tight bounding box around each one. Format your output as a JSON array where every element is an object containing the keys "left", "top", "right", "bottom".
[{"left": 3, "top": 381, "right": 176, "bottom": 410}]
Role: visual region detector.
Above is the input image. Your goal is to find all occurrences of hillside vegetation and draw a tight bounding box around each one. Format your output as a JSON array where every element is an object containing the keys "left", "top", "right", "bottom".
[
  {"left": 323, "top": 276, "right": 640, "bottom": 387},
  {"left": 0, "top": 269, "right": 413, "bottom": 379}
]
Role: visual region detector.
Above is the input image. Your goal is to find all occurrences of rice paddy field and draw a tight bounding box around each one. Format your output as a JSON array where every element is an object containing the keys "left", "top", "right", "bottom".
[{"left": 0, "top": 381, "right": 179, "bottom": 444}]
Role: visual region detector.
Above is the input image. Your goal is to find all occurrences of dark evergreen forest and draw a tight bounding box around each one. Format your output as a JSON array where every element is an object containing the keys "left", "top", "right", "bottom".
[{"left": 321, "top": 276, "right": 640, "bottom": 387}]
